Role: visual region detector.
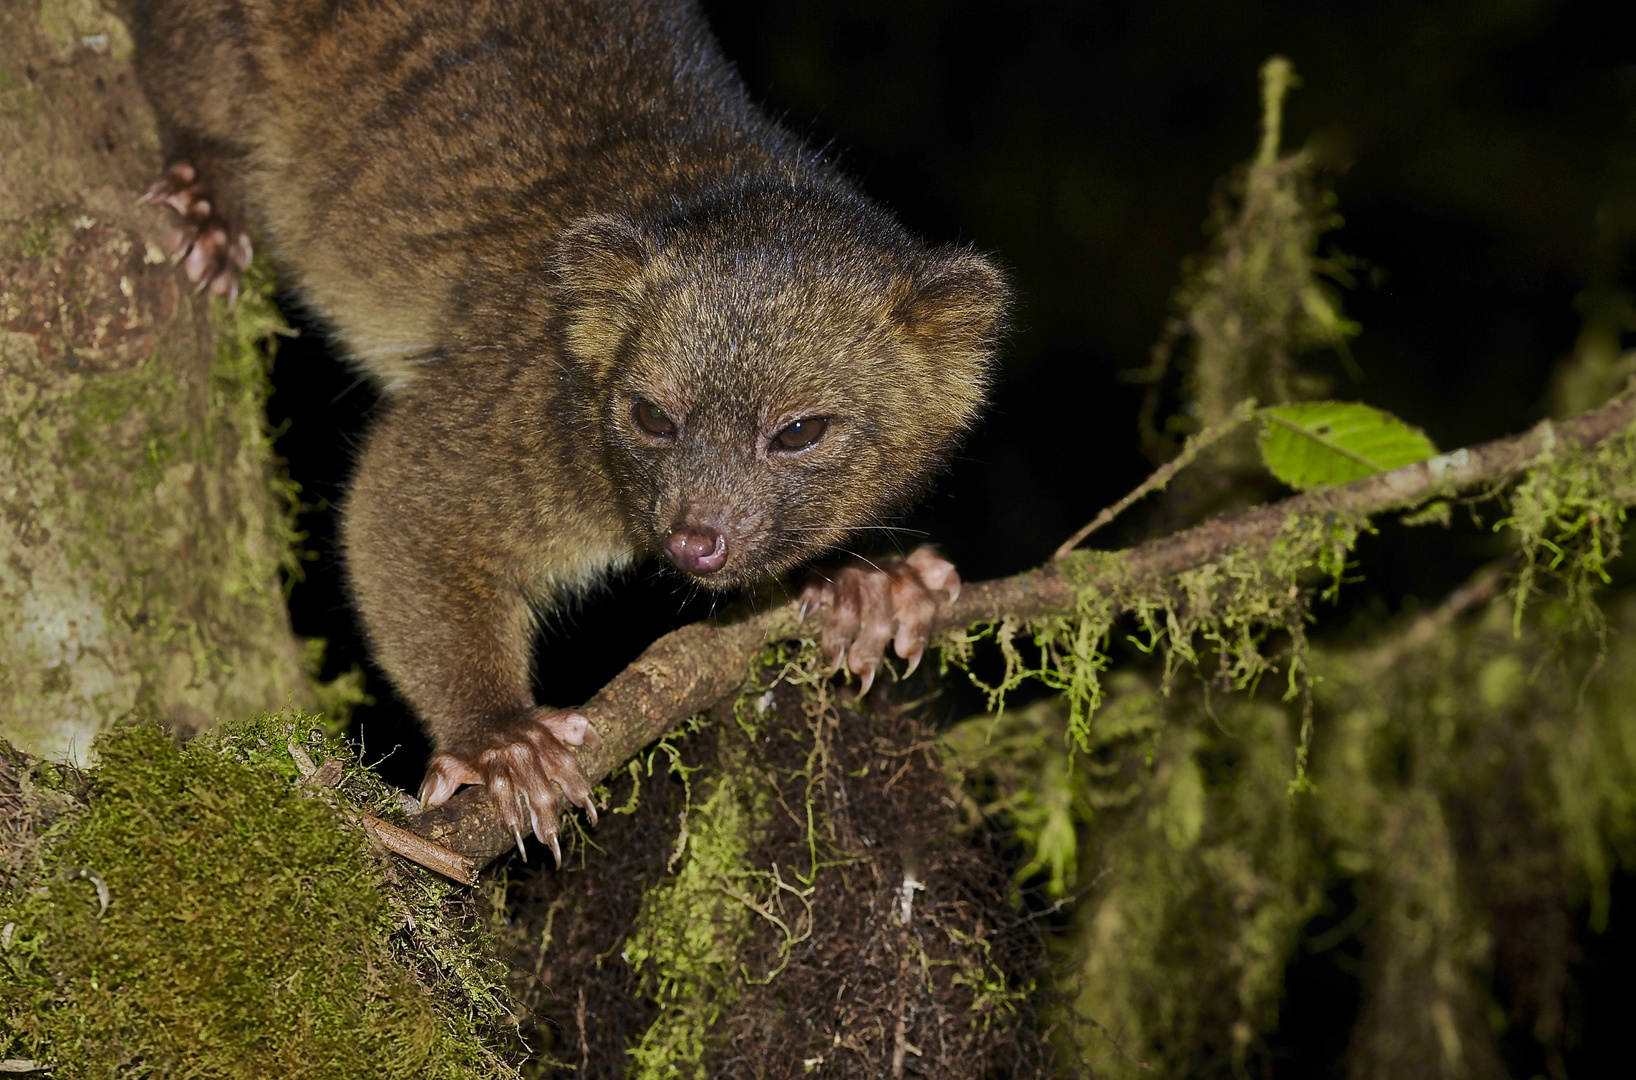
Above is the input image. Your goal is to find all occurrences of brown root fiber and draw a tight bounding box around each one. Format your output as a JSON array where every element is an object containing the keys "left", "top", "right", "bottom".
[{"left": 500, "top": 676, "right": 1052, "bottom": 1078}]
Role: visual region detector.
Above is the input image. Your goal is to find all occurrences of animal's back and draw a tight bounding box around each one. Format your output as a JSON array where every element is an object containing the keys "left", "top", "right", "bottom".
[{"left": 138, "top": 0, "right": 807, "bottom": 386}]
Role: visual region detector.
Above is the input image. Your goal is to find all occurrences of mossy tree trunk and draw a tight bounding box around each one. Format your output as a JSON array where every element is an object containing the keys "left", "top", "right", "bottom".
[{"left": 0, "top": 0, "right": 312, "bottom": 761}]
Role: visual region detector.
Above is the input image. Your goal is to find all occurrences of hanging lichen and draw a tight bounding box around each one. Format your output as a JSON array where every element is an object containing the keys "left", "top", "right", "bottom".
[
  {"left": 944, "top": 679, "right": 1321, "bottom": 1079},
  {"left": 1498, "top": 421, "right": 1634, "bottom": 634},
  {"left": 1138, "top": 56, "right": 1358, "bottom": 464}
]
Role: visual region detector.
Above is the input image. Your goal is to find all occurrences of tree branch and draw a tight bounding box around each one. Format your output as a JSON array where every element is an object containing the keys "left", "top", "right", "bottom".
[{"left": 407, "top": 389, "right": 1636, "bottom": 874}]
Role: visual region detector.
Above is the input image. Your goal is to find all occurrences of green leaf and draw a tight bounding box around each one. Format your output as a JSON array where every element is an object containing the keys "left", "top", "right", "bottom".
[{"left": 1258, "top": 401, "right": 1437, "bottom": 489}]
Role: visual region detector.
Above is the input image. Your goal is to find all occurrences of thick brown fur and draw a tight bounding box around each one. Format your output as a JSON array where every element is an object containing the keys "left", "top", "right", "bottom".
[{"left": 133, "top": 0, "right": 1008, "bottom": 850}]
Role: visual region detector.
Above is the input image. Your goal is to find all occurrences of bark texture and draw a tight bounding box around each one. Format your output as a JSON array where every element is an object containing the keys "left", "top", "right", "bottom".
[{"left": 0, "top": 0, "right": 311, "bottom": 761}]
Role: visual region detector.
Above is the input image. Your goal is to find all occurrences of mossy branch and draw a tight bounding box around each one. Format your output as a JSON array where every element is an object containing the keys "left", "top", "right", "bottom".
[{"left": 409, "top": 388, "right": 1636, "bottom": 873}]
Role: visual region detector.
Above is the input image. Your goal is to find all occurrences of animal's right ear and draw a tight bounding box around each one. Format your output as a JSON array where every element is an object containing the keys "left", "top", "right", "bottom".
[{"left": 555, "top": 214, "right": 658, "bottom": 366}]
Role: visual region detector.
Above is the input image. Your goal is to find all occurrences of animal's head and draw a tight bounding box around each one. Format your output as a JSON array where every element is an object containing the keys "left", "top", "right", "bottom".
[{"left": 554, "top": 192, "right": 1008, "bottom": 586}]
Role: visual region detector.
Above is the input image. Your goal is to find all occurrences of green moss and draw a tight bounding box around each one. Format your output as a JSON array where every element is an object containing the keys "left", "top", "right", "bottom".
[
  {"left": 0, "top": 716, "right": 518, "bottom": 1078},
  {"left": 622, "top": 727, "right": 768, "bottom": 1079}
]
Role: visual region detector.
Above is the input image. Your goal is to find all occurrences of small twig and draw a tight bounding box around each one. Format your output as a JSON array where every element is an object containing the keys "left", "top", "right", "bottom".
[
  {"left": 890, "top": 947, "right": 916, "bottom": 1078},
  {"left": 1133, "top": 316, "right": 1188, "bottom": 461},
  {"left": 358, "top": 813, "right": 477, "bottom": 886},
  {"left": 294, "top": 750, "right": 478, "bottom": 884},
  {"left": 1353, "top": 561, "right": 1509, "bottom": 679},
  {"left": 1054, "top": 398, "right": 1258, "bottom": 559}
]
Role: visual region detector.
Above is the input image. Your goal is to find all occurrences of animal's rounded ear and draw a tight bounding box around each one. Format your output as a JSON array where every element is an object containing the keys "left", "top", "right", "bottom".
[
  {"left": 555, "top": 213, "right": 656, "bottom": 303},
  {"left": 889, "top": 248, "right": 1010, "bottom": 428},
  {"left": 555, "top": 214, "right": 658, "bottom": 366},
  {"left": 892, "top": 247, "right": 1009, "bottom": 361}
]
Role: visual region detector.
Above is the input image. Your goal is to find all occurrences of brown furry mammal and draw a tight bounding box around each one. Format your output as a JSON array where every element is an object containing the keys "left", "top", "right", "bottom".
[{"left": 133, "top": 0, "right": 1008, "bottom": 860}]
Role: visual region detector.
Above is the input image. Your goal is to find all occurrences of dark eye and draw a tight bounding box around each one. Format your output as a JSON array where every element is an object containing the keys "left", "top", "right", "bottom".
[
  {"left": 772, "top": 417, "right": 829, "bottom": 452},
  {"left": 632, "top": 399, "right": 677, "bottom": 438}
]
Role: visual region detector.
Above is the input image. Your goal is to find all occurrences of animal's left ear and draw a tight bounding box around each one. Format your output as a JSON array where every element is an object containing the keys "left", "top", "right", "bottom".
[
  {"left": 890, "top": 247, "right": 1010, "bottom": 427},
  {"left": 894, "top": 248, "right": 1009, "bottom": 351}
]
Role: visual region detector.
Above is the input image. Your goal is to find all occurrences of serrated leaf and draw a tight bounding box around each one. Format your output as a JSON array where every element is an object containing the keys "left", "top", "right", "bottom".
[{"left": 1258, "top": 402, "right": 1437, "bottom": 490}]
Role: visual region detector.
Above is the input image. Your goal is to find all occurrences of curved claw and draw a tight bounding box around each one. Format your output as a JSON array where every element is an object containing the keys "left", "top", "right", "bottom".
[
  {"left": 857, "top": 662, "right": 878, "bottom": 697},
  {"left": 420, "top": 752, "right": 482, "bottom": 808},
  {"left": 420, "top": 707, "right": 600, "bottom": 868},
  {"left": 144, "top": 160, "right": 251, "bottom": 302},
  {"left": 903, "top": 645, "right": 925, "bottom": 679},
  {"left": 803, "top": 545, "right": 960, "bottom": 698}
]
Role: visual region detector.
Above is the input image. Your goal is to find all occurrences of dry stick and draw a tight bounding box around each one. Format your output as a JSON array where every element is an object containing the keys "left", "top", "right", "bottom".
[
  {"left": 405, "top": 389, "right": 1636, "bottom": 874},
  {"left": 359, "top": 814, "right": 477, "bottom": 886},
  {"left": 1052, "top": 398, "right": 1259, "bottom": 560}
]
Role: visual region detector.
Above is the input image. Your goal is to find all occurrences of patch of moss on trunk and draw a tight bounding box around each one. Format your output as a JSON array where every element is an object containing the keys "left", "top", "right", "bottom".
[{"left": 0, "top": 716, "right": 519, "bottom": 1078}]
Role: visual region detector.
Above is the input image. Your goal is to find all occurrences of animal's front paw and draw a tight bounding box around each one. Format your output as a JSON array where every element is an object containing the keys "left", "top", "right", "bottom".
[
  {"left": 143, "top": 162, "right": 252, "bottom": 301},
  {"left": 800, "top": 546, "right": 962, "bottom": 695},
  {"left": 419, "top": 708, "right": 601, "bottom": 864}
]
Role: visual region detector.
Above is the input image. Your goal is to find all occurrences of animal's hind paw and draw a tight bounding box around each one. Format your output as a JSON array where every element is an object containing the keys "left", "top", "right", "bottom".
[{"left": 143, "top": 162, "right": 252, "bottom": 302}]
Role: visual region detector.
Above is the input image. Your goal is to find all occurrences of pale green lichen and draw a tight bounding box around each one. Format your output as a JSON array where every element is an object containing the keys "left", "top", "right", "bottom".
[
  {"left": 947, "top": 688, "right": 1320, "bottom": 1079},
  {"left": 941, "top": 488, "right": 1634, "bottom": 1076},
  {"left": 1307, "top": 586, "right": 1636, "bottom": 1073},
  {"left": 945, "top": 506, "right": 1363, "bottom": 795},
  {"left": 1498, "top": 420, "right": 1634, "bottom": 635},
  {"left": 943, "top": 676, "right": 1162, "bottom": 899}
]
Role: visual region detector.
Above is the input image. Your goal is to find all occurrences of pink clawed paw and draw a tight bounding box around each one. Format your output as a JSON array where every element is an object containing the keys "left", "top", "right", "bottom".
[
  {"left": 143, "top": 162, "right": 252, "bottom": 302},
  {"left": 418, "top": 708, "right": 600, "bottom": 865},
  {"left": 800, "top": 545, "right": 961, "bottom": 695}
]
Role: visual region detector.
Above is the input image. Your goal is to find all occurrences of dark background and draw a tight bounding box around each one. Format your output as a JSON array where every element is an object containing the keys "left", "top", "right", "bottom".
[{"left": 265, "top": 1, "right": 1636, "bottom": 1073}]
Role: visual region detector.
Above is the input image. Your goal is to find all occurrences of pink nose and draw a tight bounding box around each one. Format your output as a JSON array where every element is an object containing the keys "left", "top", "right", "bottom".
[{"left": 663, "top": 526, "right": 727, "bottom": 574}]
